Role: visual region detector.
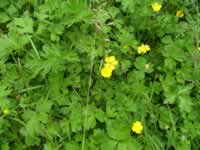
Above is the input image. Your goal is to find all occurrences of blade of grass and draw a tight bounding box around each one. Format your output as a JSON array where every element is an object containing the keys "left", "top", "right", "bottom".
[
  {"left": 26, "top": 35, "right": 41, "bottom": 58},
  {"left": 81, "top": 55, "right": 94, "bottom": 150}
]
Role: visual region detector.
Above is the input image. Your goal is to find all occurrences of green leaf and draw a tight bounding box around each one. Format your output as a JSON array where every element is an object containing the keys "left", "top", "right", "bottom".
[
  {"left": 164, "top": 58, "right": 176, "bottom": 70},
  {"left": 25, "top": 44, "right": 79, "bottom": 78},
  {"left": 100, "top": 139, "right": 117, "bottom": 150},
  {"left": 134, "top": 57, "right": 147, "bottom": 70},
  {"left": 178, "top": 96, "right": 193, "bottom": 113},
  {"left": 161, "top": 35, "right": 173, "bottom": 44},
  {"left": 176, "top": 140, "right": 191, "bottom": 150},
  {"left": 158, "top": 106, "right": 171, "bottom": 129},
  {"left": 36, "top": 98, "right": 52, "bottom": 113},
  {"left": 95, "top": 108, "right": 105, "bottom": 123},
  {"left": 117, "top": 139, "right": 142, "bottom": 150},
  {"left": 107, "top": 120, "right": 130, "bottom": 141},
  {"left": 0, "top": 12, "right": 10, "bottom": 23},
  {"left": 70, "top": 103, "right": 83, "bottom": 132},
  {"left": 0, "top": 85, "right": 11, "bottom": 99},
  {"left": 64, "top": 142, "right": 80, "bottom": 150},
  {"left": 61, "top": 0, "right": 93, "bottom": 25},
  {"left": 22, "top": 118, "right": 41, "bottom": 136},
  {"left": 120, "top": 59, "right": 132, "bottom": 73},
  {"left": 44, "top": 143, "right": 58, "bottom": 150},
  {"left": 9, "top": 17, "right": 33, "bottom": 34},
  {"left": 84, "top": 105, "right": 96, "bottom": 130},
  {"left": 163, "top": 45, "right": 185, "bottom": 62},
  {"left": 116, "top": 0, "right": 136, "bottom": 13},
  {"left": 0, "top": 37, "right": 15, "bottom": 64},
  {"left": 1, "top": 143, "right": 9, "bottom": 150}
]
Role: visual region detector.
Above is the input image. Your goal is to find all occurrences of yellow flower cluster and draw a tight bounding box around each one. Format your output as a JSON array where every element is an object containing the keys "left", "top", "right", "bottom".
[
  {"left": 137, "top": 44, "right": 151, "bottom": 54},
  {"left": 132, "top": 121, "right": 143, "bottom": 134},
  {"left": 151, "top": 2, "right": 185, "bottom": 18},
  {"left": 176, "top": 10, "right": 184, "bottom": 18},
  {"left": 152, "top": 2, "right": 162, "bottom": 12},
  {"left": 101, "top": 56, "right": 118, "bottom": 78}
]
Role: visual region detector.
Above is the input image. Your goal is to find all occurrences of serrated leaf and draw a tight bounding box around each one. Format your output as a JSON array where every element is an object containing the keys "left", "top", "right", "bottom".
[
  {"left": 36, "top": 98, "right": 52, "bottom": 113},
  {"left": 9, "top": 17, "right": 33, "bottom": 34},
  {"left": 178, "top": 96, "right": 192, "bottom": 113},
  {"left": 61, "top": 0, "right": 93, "bottom": 26}
]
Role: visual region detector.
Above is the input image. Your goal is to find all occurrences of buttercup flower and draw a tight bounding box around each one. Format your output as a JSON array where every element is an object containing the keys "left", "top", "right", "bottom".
[
  {"left": 105, "top": 56, "right": 119, "bottom": 67},
  {"left": 152, "top": 2, "right": 162, "bottom": 12},
  {"left": 176, "top": 10, "right": 184, "bottom": 18},
  {"left": 137, "top": 44, "right": 151, "bottom": 54},
  {"left": 104, "top": 63, "right": 115, "bottom": 70},
  {"left": 101, "top": 55, "right": 118, "bottom": 78},
  {"left": 145, "top": 64, "right": 150, "bottom": 69},
  {"left": 132, "top": 121, "right": 143, "bottom": 134},
  {"left": 101, "top": 66, "right": 113, "bottom": 78}
]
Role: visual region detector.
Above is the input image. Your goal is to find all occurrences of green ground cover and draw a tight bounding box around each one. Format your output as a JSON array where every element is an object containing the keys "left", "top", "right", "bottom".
[{"left": 0, "top": 0, "right": 200, "bottom": 149}]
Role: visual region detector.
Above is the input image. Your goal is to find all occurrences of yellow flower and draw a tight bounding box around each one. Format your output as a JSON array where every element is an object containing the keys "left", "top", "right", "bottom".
[
  {"left": 145, "top": 64, "right": 150, "bottom": 69},
  {"left": 101, "top": 55, "right": 118, "bottom": 78},
  {"left": 198, "top": 47, "right": 200, "bottom": 51},
  {"left": 101, "top": 66, "right": 113, "bottom": 78},
  {"left": 164, "top": 124, "right": 170, "bottom": 130},
  {"left": 152, "top": 2, "right": 162, "bottom": 12},
  {"left": 176, "top": 10, "right": 184, "bottom": 18},
  {"left": 104, "top": 63, "right": 115, "bottom": 70},
  {"left": 132, "top": 121, "right": 143, "bottom": 134},
  {"left": 105, "top": 56, "right": 118, "bottom": 66},
  {"left": 137, "top": 44, "right": 151, "bottom": 54},
  {"left": 3, "top": 108, "right": 9, "bottom": 115}
]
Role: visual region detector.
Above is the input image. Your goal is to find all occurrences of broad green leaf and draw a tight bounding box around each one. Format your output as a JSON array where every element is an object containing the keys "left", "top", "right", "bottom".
[
  {"left": 0, "top": 12, "right": 10, "bottom": 23},
  {"left": 107, "top": 120, "right": 130, "bottom": 141},
  {"left": 64, "top": 142, "right": 80, "bottom": 150},
  {"left": 100, "top": 139, "right": 117, "bottom": 150},
  {"left": 135, "top": 57, "right": 147, "bottom": 70},
  {"left": 117, "top": 139, "right": 142, "bottom": 150}
]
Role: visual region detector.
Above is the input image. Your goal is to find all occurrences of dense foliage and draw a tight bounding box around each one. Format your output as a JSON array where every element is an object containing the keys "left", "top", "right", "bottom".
[{"left": 0, "top": 0, "right": 200, "bottom": 149}]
